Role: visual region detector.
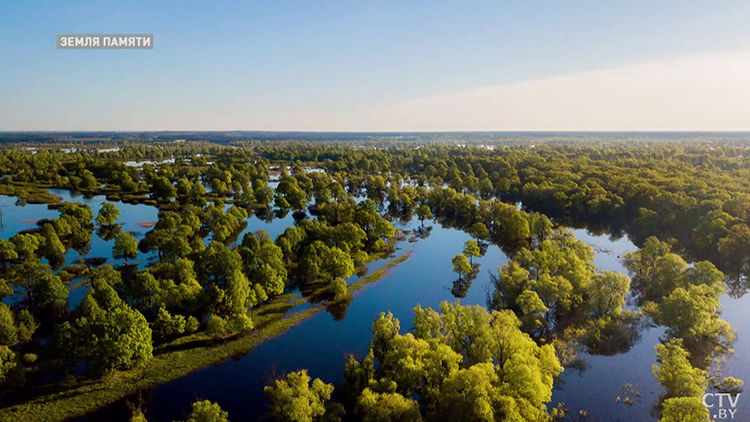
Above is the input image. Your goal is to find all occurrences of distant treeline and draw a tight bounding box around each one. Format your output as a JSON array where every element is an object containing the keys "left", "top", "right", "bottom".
[{"left": 3, "top": 131, "right": 750, "bottom": 146}]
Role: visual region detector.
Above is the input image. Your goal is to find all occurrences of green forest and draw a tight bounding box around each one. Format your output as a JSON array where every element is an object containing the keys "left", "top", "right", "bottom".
[{"left": 0, "top": 137, "right": 747, "bottom": 421}]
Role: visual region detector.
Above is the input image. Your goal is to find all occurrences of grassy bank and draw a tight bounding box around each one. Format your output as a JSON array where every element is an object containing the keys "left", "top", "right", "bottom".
[
  {"left": 349, "top": 250, "right": 412, "bottom": 292},
  {"left": 0, "top": 252, "right": 413, "bottom": 422},
  {"left": 0, "top": 296, "right": 318, "bottom": 422},
  {"left": 0, "top": 182, "right": 62, "bottom": 204}
]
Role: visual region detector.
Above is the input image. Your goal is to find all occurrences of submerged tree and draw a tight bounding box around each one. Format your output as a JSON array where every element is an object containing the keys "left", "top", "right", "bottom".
[
  {"left": 113, "top": 231, "right": 138, "bottom": 263},
  {"left": 331, "top": 301, "right": 563, "bottom": 421},
  {"left": 451, "top": 254, "right": 472, "bottom": 281},
  {"left": 264, "top": 370, "right": 336, "bottom": 422},
  {"left": 416, "top": 204, "right": 432, "bottom": 227},
  {"left": 56, "top": 275, "right": 152, "bottom": 374},
  {"left": 96, "top": 202, "right": 121, "bottom": 227}
]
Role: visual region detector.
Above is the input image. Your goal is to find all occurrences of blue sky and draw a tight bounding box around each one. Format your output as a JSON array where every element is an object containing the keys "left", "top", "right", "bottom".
[{"left": 2, "top": 1, "right": 750, "bottom": 131}]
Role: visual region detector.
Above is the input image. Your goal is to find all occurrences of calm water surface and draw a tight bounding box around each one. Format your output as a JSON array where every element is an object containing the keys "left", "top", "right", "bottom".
[{"left": 3, "top": 191, "right": 744, "bottom": 422}]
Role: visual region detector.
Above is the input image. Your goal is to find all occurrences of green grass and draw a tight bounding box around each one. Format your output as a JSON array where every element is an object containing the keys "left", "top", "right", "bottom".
[
  {"left": 0, "top": 183, "right": 62, "bottom": 204},
  {"left": 0, "top": 296, "right": 319, "bottom": 422},
  {"left": 0, "top": 251, "right": 413, "bottom": 422},
  {"left": 349, "top": 250, "right": 412, "bottom": 292}
]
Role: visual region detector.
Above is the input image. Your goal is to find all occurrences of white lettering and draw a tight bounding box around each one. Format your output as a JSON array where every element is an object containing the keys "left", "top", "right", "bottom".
[
  {"left": 92, "top": 37, "right": 99, "bottom": 47},
  {"left": 728, "top": 393, "right": 741, "bottom": 408},
  {"left": 717, "top": 408, "right": 736, "bottom": 419},
  {"left": 717, "top": 393, "right": 727, "bottom": 407},
  {"left": 60, "top": 37, "right": 67, "bottom": 47},
  {"left": 703, "top": 393, "right": 715, "bottom": 408},
  {"left": 143, "top": 36, "right": 151, "bottom": 47}
]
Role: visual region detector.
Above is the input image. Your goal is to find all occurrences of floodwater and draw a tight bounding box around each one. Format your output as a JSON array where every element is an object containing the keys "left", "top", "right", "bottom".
[{"left": 1, "top": 190, "right": 745, "bottom": 421}]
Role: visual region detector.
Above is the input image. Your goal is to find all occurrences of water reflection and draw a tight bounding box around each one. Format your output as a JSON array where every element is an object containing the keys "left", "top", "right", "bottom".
[{"left": 2, "top": 190, "right": 741, "bottom": 422}]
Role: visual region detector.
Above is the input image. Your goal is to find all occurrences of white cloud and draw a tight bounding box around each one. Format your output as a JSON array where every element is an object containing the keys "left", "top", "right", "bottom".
[
  {"left": 285, "top": 50, "right": 750, "bottom": 131},
  {"left": 7, "top": 50, "right": 750, "bottom": 131}
]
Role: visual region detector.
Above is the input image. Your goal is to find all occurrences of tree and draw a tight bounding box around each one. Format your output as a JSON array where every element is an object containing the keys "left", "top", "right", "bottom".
[
  {"left": 356, "top": 302, "right": 563, "bottom": 421},
  {"left": 437, "top": 362, "right": 504, "bottom": 422},
  {"left": 113, "top": 231, "right": 138, "bottom": 263},
  {"left": 655, "top": 284, "right": 734, "bottom": 365},
  {"left": 10, "top": 233, "right": 41, "bottom": 259},
  {"left": 416, "top": 205, "right": 432, "bottom": 227},
  {"left": 57, "top": 278, "right": 152, "bottom": 374},
  {"left": 660, "top": 397, "right": 710, "bottom": 422},
  {"left": 176, "top": 177, "right": 192, "bottom": 197},
  {"left": 41, "top": 225, "right": 66, "bottom": 261},
  {"left": 358, "top": 388, "right": 422, "bottom": 422},
  {"left": 321, "top": 246, "right": 355, "bottom": 280},
  {"left": 264, "top": 370, "right": 334, "bottom": 422},
  {"left": 529, "top": 212, "right": 553, "bottom": 248},
  {"left": 151, "top": 307, "right": 186, "bottom": 341},
  {"left": 10, "top": 258, "right": 68, "bottom": 313},
  {"left": 240, "top": 237, "right": 288, "bottom": 297},
  {"left": 588, "top": 271, "right": 631, "bottom": 317},
  {"left": 516, "top": 289, "right": 549, "bottom": 331},
  {"left": 0, "top": 346, "right": 24, "bottom": 391},
  {"left": 253, "top": 180, "right": 274, "bottom": 205},
  {"left": 330, "top": 277, "right": 352, "bottom": 302},
  {"left": 207, "top": 314, "right": 228, "bottom": 338},
  {"left": 718, "top": 223, "right": 750, "bottom": 275},
  {"left": 96, "top": 202, "right": 121, "bottom": 226},
  {"left": 0, "top": 239, "right": 18, "bottom": 268},
  {"left": 187, "top": 400, "right": 230, "bottom": 422},
  {"left": 0, "top": 304, "right": 37, "bottom": 346},
  {"left": 151, "top": 176, "right": 176, "bottom": 201},
  {"left": 468, "top": 222, "right": 488, "bottom": 242},
  {"left": 462, "top": 240, "right": 481, "bottom": 264},
  {"left": 451, "top": 254, "right": 472, "bottom": 280},
  {"left": 652, "top": 339, "right": 707, "bottom": 398}
]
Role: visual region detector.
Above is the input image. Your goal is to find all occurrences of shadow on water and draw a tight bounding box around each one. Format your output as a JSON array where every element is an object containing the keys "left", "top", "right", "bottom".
[{"left": 6, "top": 192, "right": 744, "bottom": 422}]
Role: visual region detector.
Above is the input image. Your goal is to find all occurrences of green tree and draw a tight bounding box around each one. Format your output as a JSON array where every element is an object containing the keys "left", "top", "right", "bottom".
[
  {"left": 58, "top": 278, "right": 152, "bottom": 373},
  {"left": 654, "top": 284, "right": 734, "bottom": 365},
  {"left": 660, "top": 397, "right": 710, "bottom": 422},
  {"left": 363, "top": 302, "right": 564, "bottom": 421},
  {"left": 186, "top": 400, "right": 230, "bottom": 422},
  {"left": 462, "top": 240, "right": 481, "bottom": 264},
  {"left": 717, "top": 223, "right": 750, "bottom": 275},
  {"left": 516, "top": 289, "right": 549, "bottom": 331},
  {"left": 0, "top": 304, "right": 37, "bottom": 346},
  {"left": 451, "top": 254, "right": 472, "bottom": 280},
  {"left": 41, "top": 225, "right": 66, "bottom": 261},
  {"left": 416, "top": 205, "right": 432, "bottom": 227},
  {"left": 151, "top": 307, "right": 186, "bottom": 341},
  {"left": 330, "top": 277, "right": 352, "bottom": 302},
  {"left": 113, "top": 231, "right": 138, "bottom": 263},
  {"left": 96, "top": 202, "right": 121, "bottom": 226},
  {"left": 0, "top": 239, "right": 18, "bottom": 268},
  {"left": 151, "top": 176, "right": 176, "bottom": 201},
  {"left": 588, "top": 271, "right": 631, "bottom": 317},
  {"left": 0, "top": 346, "right": 24, "bottom": 391},
  {"left": 264, "top": 370, "right": 334, "bottom": 422},
  {"left": 468, "top": 222, "right": 488, "bottom": 242},
  {"left": 207, "top": 314, "right": 228, "bottom": 338},
  {"left": 653, "top": 339, "right": 708, "bottom": 398},
  {"left": 358, "top": 388, "right": 422, "bottom": 422},
  {"left": 529, "top": 212, "right": 553, "bottom": 248},
  {"left": 10, "top": 233, "right": 41, "bottom": 259}
]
